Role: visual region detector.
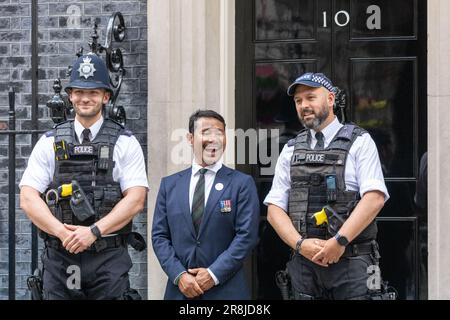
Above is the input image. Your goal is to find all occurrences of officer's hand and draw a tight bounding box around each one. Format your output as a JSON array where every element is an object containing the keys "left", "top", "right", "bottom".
[
  {"left": 311, "top": 238, "right": 345, "bottom": 266},
  {"left": 62, "top": 224, "right": 97, "bottom": 254},
  {"left": 188, "top": 268, "right": 215, "bottom": 292},
  {"left": 299, "top": 238, "right": 328, "bottom": 267},
  {"left": 178, "top": 272, "right": 204, "bottom": 298},
  {"left": 57, "top": 226, "right": 75, "bottom": 244}
]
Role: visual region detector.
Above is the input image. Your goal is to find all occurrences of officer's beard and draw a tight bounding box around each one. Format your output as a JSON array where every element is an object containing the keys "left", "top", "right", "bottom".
[{"left": 299, "top": 103, "right": 330, "bottom": 130}]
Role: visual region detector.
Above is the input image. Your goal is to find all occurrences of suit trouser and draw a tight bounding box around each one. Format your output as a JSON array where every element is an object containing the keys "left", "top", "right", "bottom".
[
  {"left": 41, "top": 245, "right": 132, "bottom": 300},
  {"left": 286, "top": 252, "right": 379, "bottom": 300}
]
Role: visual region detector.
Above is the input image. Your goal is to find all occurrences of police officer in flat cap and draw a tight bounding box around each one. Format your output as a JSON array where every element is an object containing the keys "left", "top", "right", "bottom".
[
  {"left": 265, "top": 72, "right": 392, "bottom": 299},
  {"left": 19, "top": 53, "right": 149, "bottom": 300}
]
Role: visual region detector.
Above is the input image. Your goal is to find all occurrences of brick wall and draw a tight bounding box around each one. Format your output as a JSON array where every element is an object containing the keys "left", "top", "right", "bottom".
[{"left": 0, "top": 0, "right": 148, "bottom": 299}]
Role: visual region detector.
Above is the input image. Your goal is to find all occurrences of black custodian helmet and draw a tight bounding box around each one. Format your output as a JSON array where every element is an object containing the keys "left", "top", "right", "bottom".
[{"left": 65, "top": 53, "right": 113, "bottom": 95}]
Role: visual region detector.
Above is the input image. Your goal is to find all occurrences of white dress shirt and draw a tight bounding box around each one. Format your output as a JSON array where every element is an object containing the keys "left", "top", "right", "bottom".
[
  {"left": 264, "top": 117, "right": 389, "bottom": 211},
  {"left": 19, "top": 116, "right": 149, "bottom": 193},
  {"left": 189, "top": 160, "right": 223, "bottom": 211}
]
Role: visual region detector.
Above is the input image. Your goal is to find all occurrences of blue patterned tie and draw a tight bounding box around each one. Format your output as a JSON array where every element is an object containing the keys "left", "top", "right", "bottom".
[{"left": 192, "top": 168, "right": 208, "bottom": 234}]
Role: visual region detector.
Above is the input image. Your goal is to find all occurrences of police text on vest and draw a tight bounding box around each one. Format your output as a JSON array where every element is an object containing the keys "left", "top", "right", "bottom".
[
  {"left": 73, "top": 145, "right": 94, "bottom": 155},
  {"left": 305, "top": 153, "right": 325, "bottom": 163}
]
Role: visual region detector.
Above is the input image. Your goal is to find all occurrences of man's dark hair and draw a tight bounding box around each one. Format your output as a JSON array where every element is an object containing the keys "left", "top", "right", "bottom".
[{"left": 188, "top": 109, "right": 226, "bottom": 134}]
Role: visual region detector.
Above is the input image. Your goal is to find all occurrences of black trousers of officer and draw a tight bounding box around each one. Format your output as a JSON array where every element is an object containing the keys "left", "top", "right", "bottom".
[
  {"left": 286, "top": 252, "right": 377, "bottom": 300},
  {"left": 41, "top": 245, "right": 132, "bottom": 300}
]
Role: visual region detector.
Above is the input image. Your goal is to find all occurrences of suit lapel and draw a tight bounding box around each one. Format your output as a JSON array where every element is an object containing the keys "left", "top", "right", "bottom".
[
  {"left": 176, "top": 168, "right": 196, "bottom": 238},
  {"left": 198, "top": 165, "right": 233, "bottom": 237}
]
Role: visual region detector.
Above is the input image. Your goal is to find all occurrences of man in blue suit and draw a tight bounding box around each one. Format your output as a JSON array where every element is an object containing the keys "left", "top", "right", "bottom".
[{"left": 152, "top": 110, "right": 260, "bottom": 300}]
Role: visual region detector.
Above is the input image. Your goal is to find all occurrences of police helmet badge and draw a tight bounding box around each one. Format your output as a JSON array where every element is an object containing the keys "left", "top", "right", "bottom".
[{"left": 78, "top": 56, "right": 96, "bottom": 79}]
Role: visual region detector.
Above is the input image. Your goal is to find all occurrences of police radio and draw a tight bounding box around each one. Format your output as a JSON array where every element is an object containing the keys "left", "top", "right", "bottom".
[
  {"left": 69, "top": 181, "right": 96, "bottom": 221},
  {"left": 326, "top": 174, "right": 337, "bottom": 202},
  {"left": 97, "top": 145, "right": 110, "bottom": 171}
]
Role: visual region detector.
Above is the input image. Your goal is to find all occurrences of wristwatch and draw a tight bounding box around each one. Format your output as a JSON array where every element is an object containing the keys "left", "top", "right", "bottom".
[
  {"left": 90, "top": 224, "right": 102, "bottom": 239},
  {"left": 334, "top": 232, "right": 349, "bottom": 247},
  {"left": 295, "top": 238, "right": 305, "bottom": 255}
]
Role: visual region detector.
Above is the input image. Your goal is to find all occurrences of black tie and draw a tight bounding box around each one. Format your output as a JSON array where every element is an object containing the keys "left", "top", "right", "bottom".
[
  {"left": 81, "top": 129, "right": 91, "bottom": 144},
  {"left": 314, "top": 131, "right": 324, "bottom": 150},
  {"left": 192, "top": 168, "right": 208, "bottom": 234}
]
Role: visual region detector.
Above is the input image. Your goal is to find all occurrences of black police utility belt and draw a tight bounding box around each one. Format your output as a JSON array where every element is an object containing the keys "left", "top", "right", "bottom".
[
  {"left": 42, "top": 119, "right": 132, "bottom": 238},
  {"left": 288, "top": 124, "right": 377, "bottom": 243}
]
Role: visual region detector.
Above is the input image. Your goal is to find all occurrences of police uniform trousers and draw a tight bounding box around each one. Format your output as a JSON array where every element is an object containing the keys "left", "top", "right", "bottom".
[
  {"left": 286, "top": 252, "right": 377, "bottom": 300},
  {"left": 41, "top": 243, "right": 132, "bottom": 300}
]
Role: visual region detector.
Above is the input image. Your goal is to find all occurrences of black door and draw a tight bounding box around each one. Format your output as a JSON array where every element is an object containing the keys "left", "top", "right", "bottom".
[{"left": 236, "top": 0, "right": 427, "bottom": 300}]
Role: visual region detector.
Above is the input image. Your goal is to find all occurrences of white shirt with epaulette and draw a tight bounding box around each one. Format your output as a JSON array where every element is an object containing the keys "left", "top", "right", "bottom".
[
  {"left": 19, "top": 117, "right": 149, "bottom": 193},
  {"left": 264, "top": 117, "right": 389, "bottom": 212}
]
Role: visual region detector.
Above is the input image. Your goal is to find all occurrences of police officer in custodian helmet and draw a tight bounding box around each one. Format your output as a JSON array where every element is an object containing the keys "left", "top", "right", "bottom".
[{"left": 19, "top": 53, "right": 149, "bottom": 300}]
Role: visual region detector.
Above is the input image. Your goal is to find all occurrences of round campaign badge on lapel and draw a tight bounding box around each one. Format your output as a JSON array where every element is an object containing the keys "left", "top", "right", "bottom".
[{"left": 215, "top": 183, "right": 224, "bottom": 191}]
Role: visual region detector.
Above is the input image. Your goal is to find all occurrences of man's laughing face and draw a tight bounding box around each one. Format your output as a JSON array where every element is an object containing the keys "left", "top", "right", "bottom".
[{"left": 188, "top": 117, "right": 226, "bottom": 167}]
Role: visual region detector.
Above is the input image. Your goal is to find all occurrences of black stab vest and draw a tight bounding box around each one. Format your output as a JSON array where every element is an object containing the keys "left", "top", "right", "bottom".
[
  {"left": 43, "top": 119, "right": 133, "bottom": 236},
  {"left": 288, "top": 124, "right": 377, "bottom": 243}
]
